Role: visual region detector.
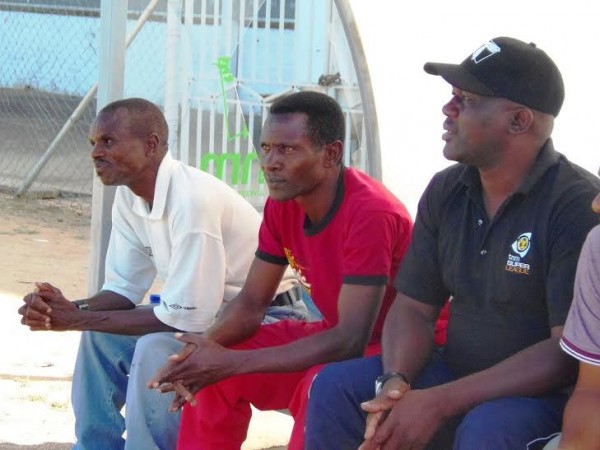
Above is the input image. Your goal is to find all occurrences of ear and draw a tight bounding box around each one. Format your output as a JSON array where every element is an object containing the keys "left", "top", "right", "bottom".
[
  {"left": 323, "top": 141, "right": 344, "bottom": 167},
  {"left": 145, "top": 132, "right": 160, "bottom": 155},
  {"left": 507, "top": 108, "right": 534, "bottom": 134}
]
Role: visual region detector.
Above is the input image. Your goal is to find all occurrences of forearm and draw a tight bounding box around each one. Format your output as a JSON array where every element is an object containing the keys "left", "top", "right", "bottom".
[
  {"left": 232, "top": 325, "right": 364, "bottom": 375},
  {"left": 81, "top": 290, "right": 137, "bottom": 311},
  {"left": 559, "top": 388, "right": 600, "bottom": 449},
  {"left": 203, "top": 296, "right": 266, "bottom": 347},
  {"left": 381, "top": 297, "right": 437, "bottom": 381},
  {"left": 558, "top": 361, "right": 600, "bottom": 449},
  {"left": 560, "top": 389, "right": 600, "bottom": 450},
  {"left": 59, "top": 307, "right": 177, "bottom": 335},
  {"left": 218, "top": 284, "right": 382, "bottom": 374},
  {"left": 202, "top": 258, "right": 286, "bottom": 346},
  {"left": 27, "top": 285, "right": 153, "bottom": 333},
  {"left": 437, "top": 336, "right": 577, "bottom": 419}
]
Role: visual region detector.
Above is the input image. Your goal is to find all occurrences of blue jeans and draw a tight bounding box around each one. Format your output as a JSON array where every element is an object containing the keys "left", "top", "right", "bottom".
[
  {"left": 71, "top": 303, "right": 311, "bottom": 450},
  {"left": 72, "top": 331, "right": 182, "bottom": 450},
  {"left": 262, "top": 299, "right": 313, "bottom": 324},
  {"left": 305, "top": 353, "right": 567, "bottom": 450}
]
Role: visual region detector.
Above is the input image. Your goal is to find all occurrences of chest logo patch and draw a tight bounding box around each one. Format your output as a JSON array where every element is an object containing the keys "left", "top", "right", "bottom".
[
  {"left": 284, "top": 247, "right": 311, "bottom": 294},
  {"left": 511, "top": 232, "right": 531, "bottom": 258},
  {"left": 506, "top": 232, "right": 532, "bottom": 275}
]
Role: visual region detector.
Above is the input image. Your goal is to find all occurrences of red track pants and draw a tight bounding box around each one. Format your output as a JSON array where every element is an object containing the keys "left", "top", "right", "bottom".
[{"left": 176, "top": 319, "right": 381, "bottom": 450}]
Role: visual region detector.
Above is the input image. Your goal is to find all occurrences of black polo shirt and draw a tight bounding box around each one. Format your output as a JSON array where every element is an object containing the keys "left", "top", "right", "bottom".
[{"left": 396, "top": 140, "right": 600, "bottom": 377}]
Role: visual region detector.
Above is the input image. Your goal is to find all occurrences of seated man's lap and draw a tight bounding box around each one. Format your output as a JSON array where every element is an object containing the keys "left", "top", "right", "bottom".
[
  {"left": 190, "top": 320, "right": 330, "bottom": 412},
  {"left": 454, "top": 394, "right": 567, "bottom": 450},
  {"left": 305, "top": 351, "right": 567, "bottom": 450},
  {"left": 305, "top": 355, "right": 383, "bottom": 449}
]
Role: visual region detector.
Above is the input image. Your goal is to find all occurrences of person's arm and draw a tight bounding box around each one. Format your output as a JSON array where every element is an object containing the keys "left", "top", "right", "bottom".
[
  {"left": 558, "top": 361, "right": 600, "bottom": 449},
  {"left": 433, "top": 325, "right": 575, "bottom": 413},
  {"left": 201, "top": 257, "right": 284, "bottom": 346},
  {"left": 19, "top": 282, "right": 176, "bottom": 334},
  {"left": 381, "top": 293, "right": 440, "bottom": 380},
  {"left": 360, "top": 293, "right": 440, "bottom": 443},
  {"left": 363, "top": 324, "right": 576, "bottom": 449},
  {"left": 149, "top": 262, "right": 386, "bottom": 389},
  {"left": 233, "top": 282, "right": 386, "bottom": 372},
  {"left": 557, "top": 227, "right": 600, "bottom": 449}
]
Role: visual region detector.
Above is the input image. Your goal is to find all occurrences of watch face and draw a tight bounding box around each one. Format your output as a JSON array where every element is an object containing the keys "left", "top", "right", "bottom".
[{"left": 374, "top": 372, "right": 409, "bottom": 396}]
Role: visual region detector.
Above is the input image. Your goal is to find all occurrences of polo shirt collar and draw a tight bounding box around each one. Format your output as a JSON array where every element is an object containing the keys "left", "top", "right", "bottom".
[
  {"left": 515, "top": 139, "right": 560, "bottom": 194},
  {"left": 131, "top": 152, "right": 177, "bottom": 219},
  {"left": 457, "top": 139, "right": 560, "bottom": 195}
]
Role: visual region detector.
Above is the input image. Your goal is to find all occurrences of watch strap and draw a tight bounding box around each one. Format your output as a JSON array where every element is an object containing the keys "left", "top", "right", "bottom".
[
  {"left": 375, "top": 371, "right": 410, "bottom": 395},
  {"left": 72, "top": 300, "right": 90, "bottom": 310}
]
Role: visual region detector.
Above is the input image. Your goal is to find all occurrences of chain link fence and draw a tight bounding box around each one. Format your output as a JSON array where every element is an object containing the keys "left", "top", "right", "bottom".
[
  {"left": 0, "top": 0, "right": 374, "bottom": 213},
  {"left": 0, "top": 1, "right": 169, "bottom": 199},
  {"left": 0, "top": 2, "right": 99, "bottom": 197}
]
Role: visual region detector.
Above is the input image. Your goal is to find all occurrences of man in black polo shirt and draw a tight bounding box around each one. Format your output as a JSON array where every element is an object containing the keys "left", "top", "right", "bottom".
[{"left": 304, "top": 37, "right": 600, "bottom": 450}]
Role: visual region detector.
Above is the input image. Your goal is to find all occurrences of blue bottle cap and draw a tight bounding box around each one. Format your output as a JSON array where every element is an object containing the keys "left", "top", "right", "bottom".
[{"left": 149, "top": 294, "right": 161, "bottom": 305}]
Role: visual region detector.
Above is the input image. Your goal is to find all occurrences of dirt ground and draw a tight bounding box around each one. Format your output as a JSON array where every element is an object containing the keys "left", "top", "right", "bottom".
[{"left": 0, "top": 191, "right": 290, "bottom": 449}]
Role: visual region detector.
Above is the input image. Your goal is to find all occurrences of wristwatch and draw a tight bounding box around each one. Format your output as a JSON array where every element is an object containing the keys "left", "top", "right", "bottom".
[
  {"left": 374, "top": 371, "right": 410, "bottom": 396},
  {"left": 72, "top": 300, "right": 90, "bottom": 310}
]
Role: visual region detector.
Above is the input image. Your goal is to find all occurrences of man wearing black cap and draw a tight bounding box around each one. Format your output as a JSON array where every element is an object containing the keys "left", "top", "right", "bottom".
[{"left": 304, "top": 37, "right": 600, "bottom": 449}]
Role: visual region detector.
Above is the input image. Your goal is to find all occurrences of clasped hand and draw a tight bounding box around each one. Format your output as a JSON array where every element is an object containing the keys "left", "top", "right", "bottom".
[
  {"left": 359, "top": 382, "right": 446, "bottom": 450},
  {"left": 18, "top": 282, "right": 76, "bottom": 331},
  {"left": 148, "top": 333, "right": 236, "bottom": 412}
]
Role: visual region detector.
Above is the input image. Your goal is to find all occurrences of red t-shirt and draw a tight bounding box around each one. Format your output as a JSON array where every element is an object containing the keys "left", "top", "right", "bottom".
[{"left": 256, "top": 167, "right": 413, "bottom": 344}]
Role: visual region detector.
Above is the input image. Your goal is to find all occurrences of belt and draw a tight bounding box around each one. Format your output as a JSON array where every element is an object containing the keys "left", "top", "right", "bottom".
[{"left": 272, "top": 286, "right": 301, "bottom": 307}]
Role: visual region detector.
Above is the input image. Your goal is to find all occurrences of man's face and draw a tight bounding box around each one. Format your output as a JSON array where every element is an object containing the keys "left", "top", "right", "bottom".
[
  {"left": 259, "top": 112, "right": 327, "bottom": 202},
  {"left": 88, "top": 108, "right": 149, "bottom": 187},
  {"left": 440, "top": 88, "right": 513, "bottom": 168}
]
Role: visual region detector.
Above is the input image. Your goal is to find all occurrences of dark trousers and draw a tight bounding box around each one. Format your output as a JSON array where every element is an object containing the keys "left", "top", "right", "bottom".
[{"left": 305, "top": 353, "right": 567, "bottom": 450}]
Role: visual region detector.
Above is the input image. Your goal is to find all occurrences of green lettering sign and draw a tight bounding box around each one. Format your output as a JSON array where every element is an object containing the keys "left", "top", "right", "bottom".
[{"left": 200, "top": 152, "right": 265, "bottom": 185}]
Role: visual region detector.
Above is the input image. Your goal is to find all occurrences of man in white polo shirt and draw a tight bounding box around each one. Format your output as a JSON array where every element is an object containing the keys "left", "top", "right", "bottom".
[{"left": 18, "top": 97, "right": 303, "bottom": 450}]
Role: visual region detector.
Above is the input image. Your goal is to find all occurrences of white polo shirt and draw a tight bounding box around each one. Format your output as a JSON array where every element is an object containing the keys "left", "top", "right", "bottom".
[{"left": 103, "top": 152, "right": 282, "bottom": 332}]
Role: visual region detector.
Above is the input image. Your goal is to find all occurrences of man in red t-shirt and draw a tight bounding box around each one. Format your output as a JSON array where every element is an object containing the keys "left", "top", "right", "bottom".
[{"left": 148, "top": 91, "right": 413, "bottom": 450}]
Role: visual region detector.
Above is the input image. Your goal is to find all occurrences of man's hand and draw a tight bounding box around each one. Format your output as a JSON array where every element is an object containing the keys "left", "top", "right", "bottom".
[
  {"left": 150, "top": 380, "right": 201, "bottom": 412},
  {"left": 148, "top": 333, "right": 238, "bottom": 402},
  {"left": 359, "top": 387, "right": 448, "bottom": 450},
  {"left": 360, "top": 377, "right": 410, "bottom": 445},
  {"left": 19, "top": 282, "right": 75, "bottom": 331}
]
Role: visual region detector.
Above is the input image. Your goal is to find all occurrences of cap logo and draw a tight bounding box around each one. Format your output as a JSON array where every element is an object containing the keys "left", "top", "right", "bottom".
[{"left": 471, "top": 40, "right": 501, "bottom": 64}]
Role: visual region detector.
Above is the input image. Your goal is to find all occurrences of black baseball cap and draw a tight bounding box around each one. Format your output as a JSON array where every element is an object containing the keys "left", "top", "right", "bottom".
[{"left": 424, "top": 37, "right": 564, "bottom": 117}]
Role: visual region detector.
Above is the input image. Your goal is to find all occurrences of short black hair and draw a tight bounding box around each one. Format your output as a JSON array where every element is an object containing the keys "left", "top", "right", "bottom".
[
  {"left": 269, "top": 91, "right": 345, "bottom": 146},
  {"left": 99, "top": 97, "right": 169, "bottom": 143}
]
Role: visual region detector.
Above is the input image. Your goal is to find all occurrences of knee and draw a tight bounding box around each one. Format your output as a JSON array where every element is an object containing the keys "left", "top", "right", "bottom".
[
  {"left": 132, "top": 333, "right": 179, "bottom": 369},
  {"left": 135, "top": 333, "right": 164, "bottom": 355},
  {"left": 80, "top": 330, "right": 111, "bottom": 348},
  {"left": 74, "top": 332, "right": 138, "bottom": 381},
  {"left": 308, "top": 363, "right": 348, "bottom": 408},
  {"left": 78, "top": 331, "right": 132, "bottom": 359},
  {"left": 306, "top": 360, "right": 378, "bottom": 450},
  {"left": 308, "top": 357, "right": 380, "bottom": 412}
]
